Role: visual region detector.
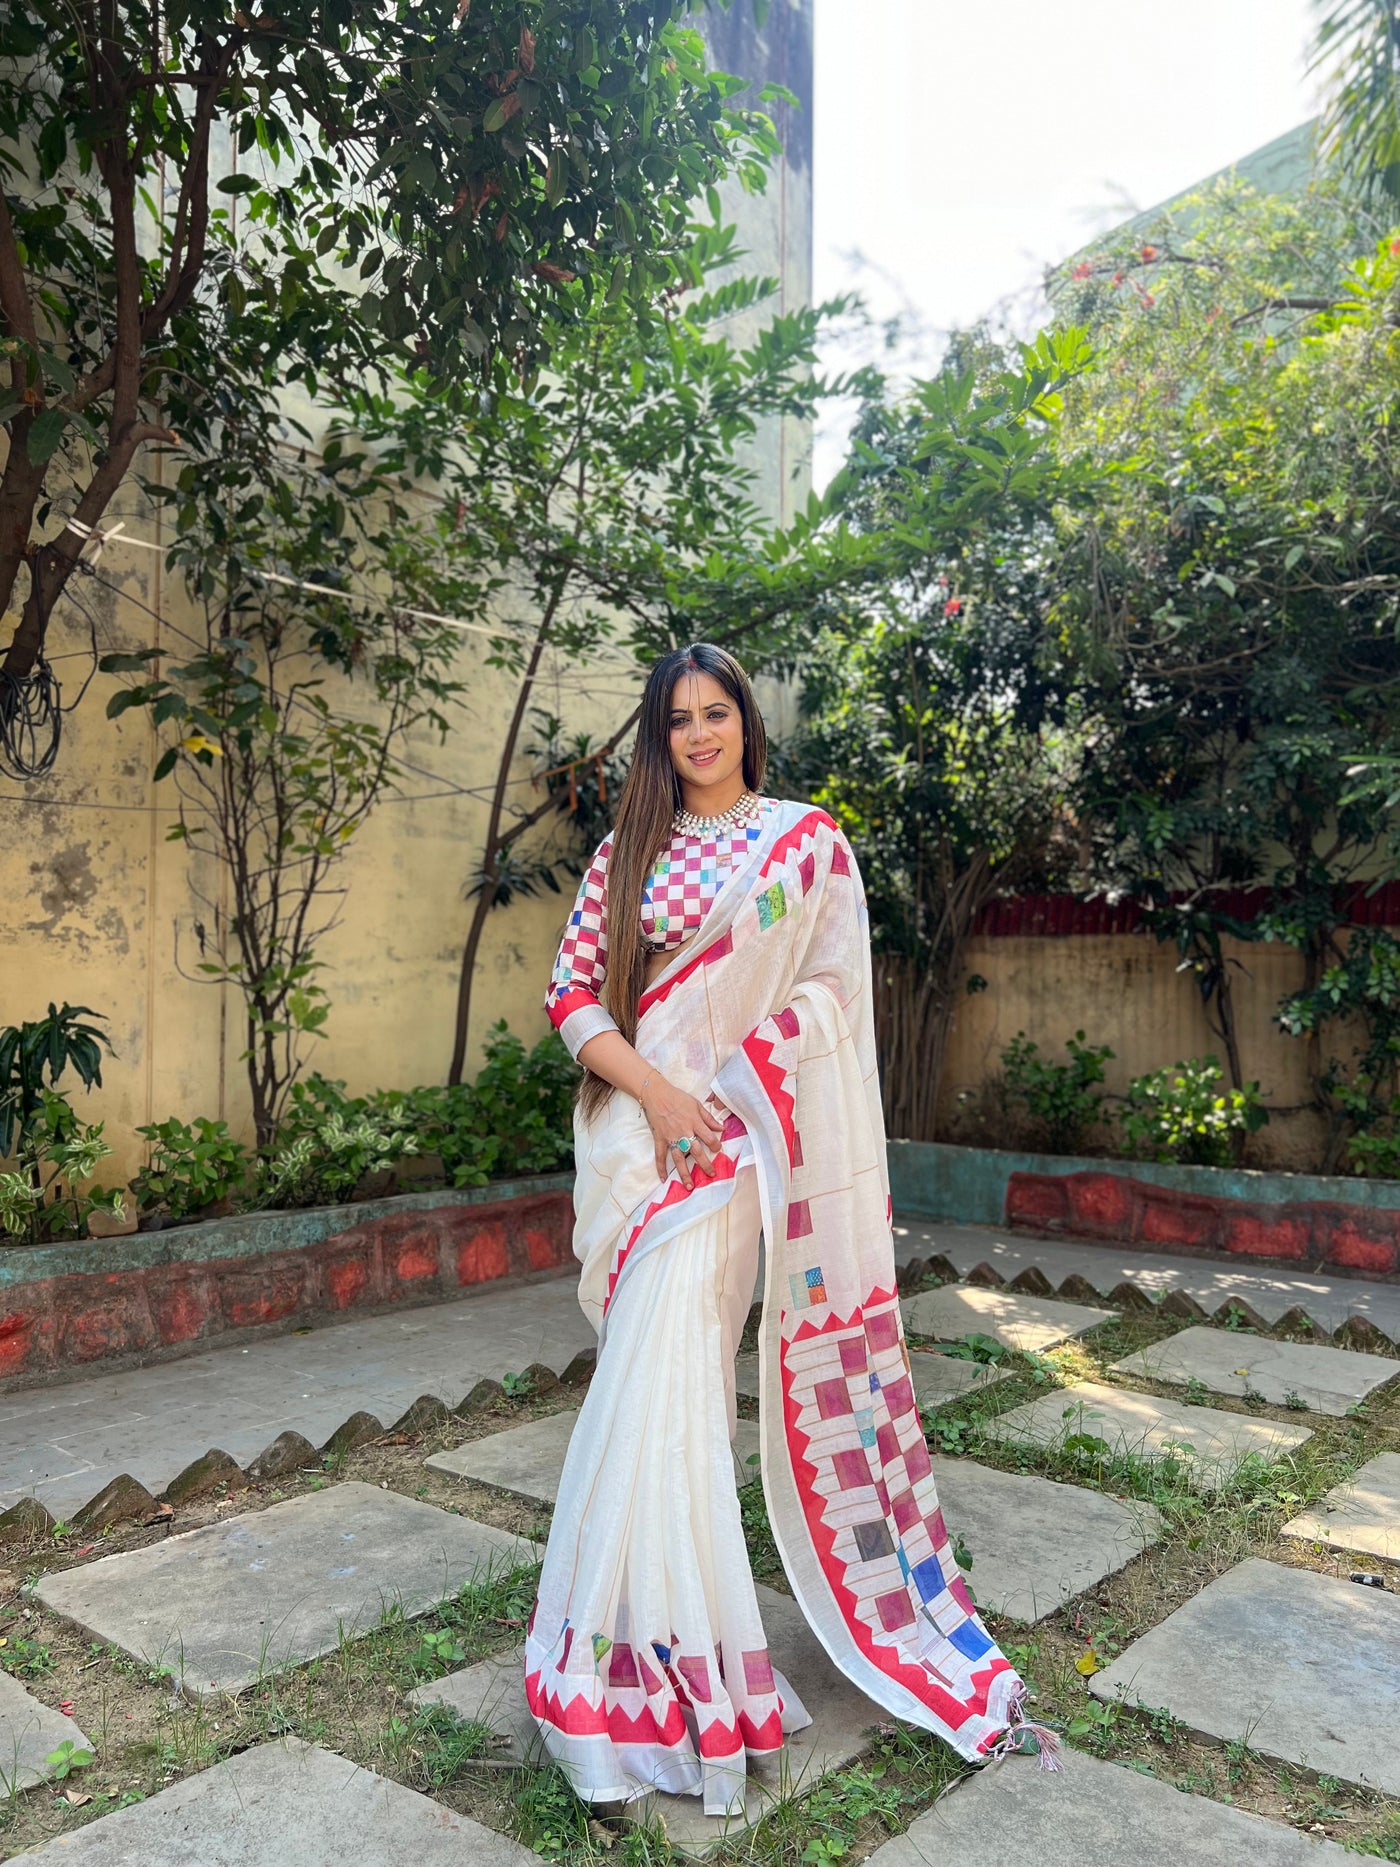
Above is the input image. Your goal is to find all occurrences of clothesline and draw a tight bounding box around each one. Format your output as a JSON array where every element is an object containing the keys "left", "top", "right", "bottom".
[{"left": 63, "top": 516, "right": 523, "bottom": 644}]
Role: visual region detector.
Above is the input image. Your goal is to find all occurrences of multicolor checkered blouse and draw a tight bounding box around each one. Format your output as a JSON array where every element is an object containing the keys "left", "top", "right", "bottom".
[{"left": 545, "top": 795, "right": 779, "bottom": 1061}]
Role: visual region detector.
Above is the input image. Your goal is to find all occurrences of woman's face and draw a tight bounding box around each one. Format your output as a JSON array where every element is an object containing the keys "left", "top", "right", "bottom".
[{"left": 668, "top": 669, "right": 746, "bottom": 802}]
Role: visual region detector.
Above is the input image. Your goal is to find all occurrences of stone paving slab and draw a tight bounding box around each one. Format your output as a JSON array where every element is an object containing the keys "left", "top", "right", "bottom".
[
  {"left": 425, "top": 1410, "right": 763, "bottom": 1506},
  {"left": 981, "top": 1380, "right": 1313, "bottom": 1489},
  {"left": 33, "top": 1482, "right": 536, "bottom": 1702},
  {"left": 1110, "top": 1325, "right": 1399, "bottom": 1417},
  {"left": 17, "top": 1737, "right": 537, "bottom": 1863},
  {"left": 902, "top": 1284, "right": 1113, "bottom": 1353},
  {"left": 0, "top": 1275, "right": 597, "bottom": 1519},
  {"left": 1091, "top": 1557, "right": 1400, "bottom": 1795},
  {"left": 1282, "top": 1451, "right": 1400, "bottom": 1561},
  {"left": 411, "top": 1582, "right": 881, "bottom": 1858},
  {"left": 868, "top": 1744, "right": 1351, "bottom": 1865},
  {"left": 931, "top": 1460, "right": 1159, "bottom": 1623},
  {"left": 0, "top": 1669, "right": 92, "bottom": 1796},
  {"left": 734, "top": 1348, "right": 1009, "bottom": 1410}
]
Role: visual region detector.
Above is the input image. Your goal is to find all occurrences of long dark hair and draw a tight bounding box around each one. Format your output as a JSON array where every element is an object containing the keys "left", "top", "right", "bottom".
[{"left": 576, "top": 642, "right": 768, "bottom": 1122}]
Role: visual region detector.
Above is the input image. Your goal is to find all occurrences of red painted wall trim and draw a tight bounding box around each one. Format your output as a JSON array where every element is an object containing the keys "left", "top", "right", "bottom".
[
  {"left": 972, "top": 881, "right": 1400, "bottom": 939},
  {"left": 1007, "top": 1170, "right": 1400, "bottom": 1277},
  {"left": 0, "top": 1190, "right": 574, "bottom": 1391}
]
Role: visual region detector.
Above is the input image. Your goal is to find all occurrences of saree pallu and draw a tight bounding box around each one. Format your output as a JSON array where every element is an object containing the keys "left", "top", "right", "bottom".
[{"left": 525, "top": 801, "right": 1034, "bottom": 1810}]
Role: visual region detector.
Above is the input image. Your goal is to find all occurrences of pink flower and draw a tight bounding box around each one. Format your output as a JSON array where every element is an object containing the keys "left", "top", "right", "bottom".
[
  {"left": 1141, "top": 244, "right": 1158, "bottom": 262},
  {"left": 944, "top": 598, "right": 963, "bottom": 619},
  {"left": 1072, "top": 261, "right": 1093, "bottom": 280}
]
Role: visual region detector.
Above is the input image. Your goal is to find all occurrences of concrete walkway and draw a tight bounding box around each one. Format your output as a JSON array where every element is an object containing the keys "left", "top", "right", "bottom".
[
  {"left": 1, "top": 1276, "right": 595, "bottom": 1519},
  {"left": 4, "top": 1217, "right": 1398, "bottom": 1520}
]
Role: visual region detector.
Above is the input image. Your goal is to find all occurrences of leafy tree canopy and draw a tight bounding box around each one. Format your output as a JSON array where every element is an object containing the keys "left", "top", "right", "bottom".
[{"left": 0, "top": 0, "right": 780, "bottom": 740}]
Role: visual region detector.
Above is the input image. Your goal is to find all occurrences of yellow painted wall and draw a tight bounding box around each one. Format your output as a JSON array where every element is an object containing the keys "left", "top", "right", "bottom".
[
  {"left": 1, "top": 21, "right": 813, "bottom": 1189},
  {"left": 938, "top": 931, "right": 1332, "bottom": 1170}
]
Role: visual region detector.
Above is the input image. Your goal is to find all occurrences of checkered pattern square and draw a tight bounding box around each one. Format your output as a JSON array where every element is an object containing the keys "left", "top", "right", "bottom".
[
  {"left": 640, "top": 814, "right": 766, "bottom": 948},
  {"left": 545, "top": 807, "right": 771, "bottom": 1053}
]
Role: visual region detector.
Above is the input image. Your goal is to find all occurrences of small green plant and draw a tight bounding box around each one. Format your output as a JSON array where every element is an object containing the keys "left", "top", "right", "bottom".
[
  {"left": 1118, "top": 1055, "right": 1268, "bottom": 1167},
  {"left": 511, "top": 1759, "right": 594, "bottom": 1858},
  {"left": 740, "top": 1470, "right": 779, "bottom": 1576},
  {"left": 0, "top": 1091, "right": 125, "bottom": 1245},
  {"left": 1341, "top": 1103, "right": 1400, "bottom": 1179},
  {"left": 799, "top": 1763, "right": 902, "bottom": 1866},
  {"left": 1283, "top": 1389, "right": 1308, "bottom": 1411},
  {"left": 1, "top": 1636, "right": 55, "bottom": 1678},
  {"left": 130, "top": 1116, "right": 252, "bottom": 1219},
  {"left": 258, "top": 1093, "right": 420, "bottom": 1211},
  {"left": 382, "top": 1705, "right": 496, "bottom": 1788},
  {"left": 940, "top": 1331, "right": 1010, "bottom": 1366},
  {"left": 409, "top": 1627, "right": 467, "bottom": 1677},
  {"left": 1066, "top": 1696, "right": 1120, "bottom": 1750},
  {"left": 500, "top": 1370, "right": 536, "bottom": 1400},
  {"left": 931, "top": 1413, "right": 975, "bottom": 1456},
  {"left": 43, "top": 1739, "right": 94, "bottom": 1781},
  {"left": 0, "top": 1002, "right": 113, "bottom": 1158},
  {"left": 1001, "top": 1029, "right": 1114, "bottom": 1154}
]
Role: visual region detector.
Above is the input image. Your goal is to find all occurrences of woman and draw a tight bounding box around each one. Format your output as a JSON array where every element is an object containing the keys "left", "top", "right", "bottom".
[{"left": 526, "top": 643, "right": 1053, "bottom": 1817}]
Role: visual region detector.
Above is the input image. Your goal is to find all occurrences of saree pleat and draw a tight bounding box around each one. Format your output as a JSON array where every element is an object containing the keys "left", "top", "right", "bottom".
[{"left": 524, "top": 1161, "right": 810, "bottom": 1812}]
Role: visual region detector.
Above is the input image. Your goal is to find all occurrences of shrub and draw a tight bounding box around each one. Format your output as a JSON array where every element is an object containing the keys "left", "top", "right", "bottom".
[
  {"left": 1341, "top": 1101, "right": 1400, "bottom": 1179},
  {"left": 359, "top": 1023, "right": 578, "bottom": 1189},
  {"left": 1118, "top": 1056, "right": 1268, "bottom": 1167},
  {"left": 0, "top": 1002, "right": 112, "bottom": 1159},
  {"left": 0, "top": 1091, "right": 125, "bottom": 1245},
  {"left": 131, "top": 1117, "right": 252, "bottom": 1219},
  {"left": 1000, "top": 1030, "right": 1114, "bottom": 1154},
  {"left": 258, "top": 1103, "right": 421, "bottom": 1211}
]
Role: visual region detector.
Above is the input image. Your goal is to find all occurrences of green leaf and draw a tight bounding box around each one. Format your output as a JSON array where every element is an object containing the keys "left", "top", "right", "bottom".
[
  {"left": 545, "top": 147, "right": 567, "bottom": 207},
  {"left": 26, "top": 408, "right": 67, "bottom": 465},
  {"left": 99, "top": 650, "right": 160, "bottom": 673},
  {"left": 152, "top": 747, "right": 179, "bottom": 782}
]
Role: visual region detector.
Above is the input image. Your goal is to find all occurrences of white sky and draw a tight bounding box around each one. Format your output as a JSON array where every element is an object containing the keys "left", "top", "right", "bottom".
[{"left": 811, "top": 0, "right": 1323, "bottom": 482}]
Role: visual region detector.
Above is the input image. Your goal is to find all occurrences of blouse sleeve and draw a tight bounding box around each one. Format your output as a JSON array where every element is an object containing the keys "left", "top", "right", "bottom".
[{"left": 545, "top": 834, "right": 623, "bottom": 1062}]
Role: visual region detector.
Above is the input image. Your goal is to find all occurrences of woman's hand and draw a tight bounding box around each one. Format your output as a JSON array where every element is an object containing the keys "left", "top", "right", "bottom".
[{"left": 639, "top": 1075, "right": 726, "bottom": 1188}]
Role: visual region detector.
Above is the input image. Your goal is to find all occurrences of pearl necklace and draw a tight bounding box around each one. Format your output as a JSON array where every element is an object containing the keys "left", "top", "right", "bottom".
[{"left": 674, "top": 789, "right": 760, "bottom": 837}]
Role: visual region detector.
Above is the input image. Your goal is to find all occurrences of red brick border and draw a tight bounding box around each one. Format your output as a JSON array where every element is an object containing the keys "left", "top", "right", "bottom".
[
  {"left": 1006, "top": 1169, "right": 1400, "bottom": 1276},
  {"left": 0, "top": 1191, "right": 573, "bottom": 1387}
]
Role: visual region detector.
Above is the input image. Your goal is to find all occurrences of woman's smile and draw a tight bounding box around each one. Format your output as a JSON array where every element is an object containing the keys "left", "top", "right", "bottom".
[{"left": 669, "top": 669, "right": 747, "bottom": 814}]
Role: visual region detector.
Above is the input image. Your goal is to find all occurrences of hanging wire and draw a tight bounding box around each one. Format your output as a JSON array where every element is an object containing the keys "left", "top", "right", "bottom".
[{"left": 0, "top": 657, "right": 63, "bottom": 780}]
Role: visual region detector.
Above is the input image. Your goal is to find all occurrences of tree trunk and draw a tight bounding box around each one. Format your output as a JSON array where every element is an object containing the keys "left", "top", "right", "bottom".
[{"left": 872, "top": 952, "right": 958, "bottom": 1142}]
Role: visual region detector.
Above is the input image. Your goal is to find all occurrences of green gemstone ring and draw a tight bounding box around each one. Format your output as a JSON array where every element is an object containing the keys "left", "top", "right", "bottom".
[{"left": 672, "top": 1135, "right": 692, "bottom": 1155}]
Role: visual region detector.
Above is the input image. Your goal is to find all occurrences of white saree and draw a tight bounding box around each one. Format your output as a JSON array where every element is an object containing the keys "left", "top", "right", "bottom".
[{"left": 524, "top": 801, "right": 1047, "bottom": 1812}]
